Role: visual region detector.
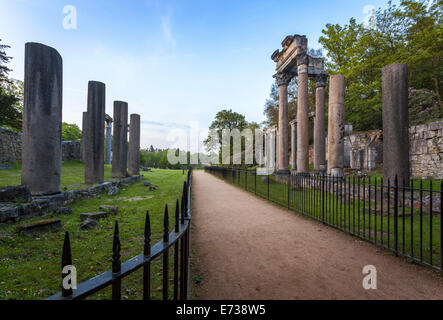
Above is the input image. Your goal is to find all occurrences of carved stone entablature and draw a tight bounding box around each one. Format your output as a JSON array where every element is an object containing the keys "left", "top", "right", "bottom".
[
  {"left": 105, "top": 114, "right": 113, "bottom": 123},
  {"left": 271, "top": 50, "right": 281, "bottom": 63},
  {"left": 296, "top": 52, "right": 309, "bottom": 67},
  {"left": 273, "top": 35, "right": 308, "bottom": 74},
  {"left": 273, "top": 72, "right": 293, "bottom": 86},
  {"left": 315, "top": 73, "right": 328, "bottom": 88},
  {"left": 289, "top": 119, "right": 298, "bottom": 126}
]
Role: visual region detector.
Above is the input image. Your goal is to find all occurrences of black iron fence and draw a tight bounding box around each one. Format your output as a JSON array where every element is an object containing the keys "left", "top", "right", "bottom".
[
  {"left": 47, "top": 168, "right": 193, "bottom": 300},
  {"left": 205, "top": 166, "right": 442, "bottom": 272}
]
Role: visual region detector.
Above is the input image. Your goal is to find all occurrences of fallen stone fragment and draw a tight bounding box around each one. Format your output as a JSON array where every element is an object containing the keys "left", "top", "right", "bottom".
[
  {"left": 54, "top": 207, "right": 73, "bottom": 215},
  {"left": 80, "top": 218, "right": 98, "bottom": 230},
  {"left": 0, "top": 185, "right": 33, "bottom": 203},
  {"left": 80, "top": 212, "right": 108, "bottom": 221},
  {"left": 19, "top": 219, "right": 62, "bottom": 236},
  {"left": 108, "top": 186, "right": 119, "bottom": 196},
  {"left": 99, "top": 205, "right": 118, "bottom": 215}
]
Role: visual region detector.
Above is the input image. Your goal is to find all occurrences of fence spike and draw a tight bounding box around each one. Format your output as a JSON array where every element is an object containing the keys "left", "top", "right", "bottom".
[
  {"left": 175, "top": 199, "right": 180, "bottom": 232},
  {"left": 112, "top": 221, "right": 121, "bottom": 274},
  {"left": 144, "top": 210, "right": 151, "bottom": 256},
  {"left": 61, "top": 231, "right": 73, "bottom": 297},
  {"left": 164, "top": 204, "right": 169, "bottom": 243},
  {"left": 181, "top": 193, "right": 185, "bottom": 225}
]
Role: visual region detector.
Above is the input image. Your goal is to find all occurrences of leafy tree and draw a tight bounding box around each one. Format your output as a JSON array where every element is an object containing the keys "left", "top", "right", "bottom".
[
  {"left": 318, "top": 0, "right": 442, "bottom": 131},
  {"left": 0, "top": 40, "right": 23, "bottom": 131},
  {"left": 62, "top": 123, "right": 82, "bottom": 141},
  {"left": 0, "top": 39, "right": 12, "bottom": 82}
]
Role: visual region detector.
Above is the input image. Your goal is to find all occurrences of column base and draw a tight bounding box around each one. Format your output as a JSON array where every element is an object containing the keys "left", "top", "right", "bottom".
[{"left": 274, "top": 169, "right": 291, "bottom": 184}]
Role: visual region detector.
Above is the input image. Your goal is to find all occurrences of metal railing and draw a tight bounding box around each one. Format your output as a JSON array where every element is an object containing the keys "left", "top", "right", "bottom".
[
  {"left": 205, "top": 166, "right": 442, "bottom": 272},
  {"left": 47, "top": 168, "right": 193, "bottom": 300}
]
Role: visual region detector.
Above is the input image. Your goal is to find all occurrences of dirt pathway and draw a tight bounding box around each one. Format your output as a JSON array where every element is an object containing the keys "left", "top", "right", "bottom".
[{"left": 191, "top": 171, "right": 443, "bottom": 300}]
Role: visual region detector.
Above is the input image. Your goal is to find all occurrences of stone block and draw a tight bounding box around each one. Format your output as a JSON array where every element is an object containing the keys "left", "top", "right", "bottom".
[
  {"left": 80, "top": 212, "right": 108, "bottom": 221},
  {"left": 99, "top": 205, "right": 118, "bottom": 215},
  {"left": 19, "top": 219, "right": 62, "bottom": 235},
  {"left": 0, "top": 186, "right": 33, "bottom": 203},
  {"left": 0, "top": 205, "right": 19, "bottom": 222}
]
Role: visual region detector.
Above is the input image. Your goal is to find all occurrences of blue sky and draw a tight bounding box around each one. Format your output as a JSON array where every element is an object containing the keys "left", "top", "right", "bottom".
[{"left": 1, "top": 0, "right": 391, "bottom": 150}]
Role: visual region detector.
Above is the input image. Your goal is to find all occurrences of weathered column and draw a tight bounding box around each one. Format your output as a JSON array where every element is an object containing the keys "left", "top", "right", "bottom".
[
  {"left": 81, "top": 111, "right": 87, "bottom": 163},
  {"left": 128, "top": 114, "right": 141, "bottom": 175},
  {"left": 105, "top": 114, "right": 113, "bottom": 165},
  {"left": 382, "top": 63, "right": 410, "bottom": 184},
  {"left": 296, "top": 54, "right": 310, "bottom": 173},
  {"left": 112, "top": 101, "right": 128, "bottom": 178},
  {"left": 84, "top": 81, "right": 105, "bottom": 184},
  {"left": 21, "top": 43, "right": 63, "bottom": 195},
  {"left": 327, "top": 74, "right": 346, "bottom": 177},
  {"left": 269, "top": 129, "right": 276, "bottom": 170},
  {"left": 290, "top": 119, "right": 297, "bottom": 171},
  {"left": 274, "top": 73, "right": 291, "bottom": 174},
  {"left": 314, "top": 73, "right": 327, "bottom": 172}
]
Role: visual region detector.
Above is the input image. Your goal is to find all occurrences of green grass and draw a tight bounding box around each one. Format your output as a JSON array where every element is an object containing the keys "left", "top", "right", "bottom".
[
  {"left": 211, "top": 169, "right": 442, "bottom": 271},
  {"left": 0, "top": 161, "right": 115, "bottom": 190},
  {"left": 0, "top": 168, "right": 188, "bottom": 300}
]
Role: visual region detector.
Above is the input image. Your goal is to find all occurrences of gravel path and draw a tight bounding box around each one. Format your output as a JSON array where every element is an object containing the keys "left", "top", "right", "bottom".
[{"left": 191, "top": 171, "right": 443, "bottom": 300}]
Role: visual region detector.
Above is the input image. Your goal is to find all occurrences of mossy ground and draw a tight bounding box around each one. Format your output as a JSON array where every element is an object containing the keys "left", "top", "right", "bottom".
[{"left": 0, "top": 163, "right": 187, "bottom": 300}]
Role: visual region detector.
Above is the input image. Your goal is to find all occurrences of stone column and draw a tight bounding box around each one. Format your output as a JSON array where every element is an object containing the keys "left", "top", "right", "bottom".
[
  {"left": 105, "top": 115, "right": 113, "bottom": 165},
  {"left": 269, "top": 129, "right": 276, "bottom": 170},
  {"left": 112, "top": 101, "right": 128, "bottom": 178},
  {"left": 296, "top": 54, "right": 310, "bottom": 173},
  {"left": 84, "top": 81, "right": 105, "bottom": 184},
  {"left": 382, "top": 63, "right": 410, "bottom": 184},
  {"left": 274, "top": 73, "right": 292, "bottom": 174},
  {"left": 128, "top": 114, "right": 141, "bottom": 175},
  {"left": 81, "top": 111, "right": 87, "bottom": 163},
  {"left": 327, "top": 74, "right": 346, "bottom": 177},
  {"left": 21, "top": 43, "right": 63, "bottom": 195},
  {"left": 314, "top": 74, "right": 327, "bottom": 172},
  {"left": 290, "top": 120, "right": 297, "bottom": 171}
]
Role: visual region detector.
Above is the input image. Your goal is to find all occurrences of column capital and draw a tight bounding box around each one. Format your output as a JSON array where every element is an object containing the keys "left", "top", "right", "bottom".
[
  {"left": 315, "top": 73, "right": 328, "bottom": 88},
  {"left": 296, "top": 52, "right": 309, "bottom": 67},
  {"left": 273, "top": 72, "right": 292, "bottom": 86}
]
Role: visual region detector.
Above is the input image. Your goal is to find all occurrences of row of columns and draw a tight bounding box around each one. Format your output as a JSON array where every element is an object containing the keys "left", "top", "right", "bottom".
[
  {"left": 21, "top": 42, "right": 142, "bottom": 195},
  {"left": 270, "top": 56, "right": 409, "bottom": 181}
]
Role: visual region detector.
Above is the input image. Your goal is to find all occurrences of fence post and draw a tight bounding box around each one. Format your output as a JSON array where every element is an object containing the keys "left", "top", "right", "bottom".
[
  {"left": 61, "top": 231, "right": 73, "bottom": 298},
  {"left": 163, "top": 205, "right": 169, "bottom": 300},
  {"left": 322, "top": 173, "right": 325, "bottom": 224},
  {"left": 112, "top": 221, "right": 121, "bottom": 300},
  {"left": 394, "top": 175, "right": 399, "bottom": 256},
  {"left": 143, "top": 211, "right": 151, "bottom": 300}
]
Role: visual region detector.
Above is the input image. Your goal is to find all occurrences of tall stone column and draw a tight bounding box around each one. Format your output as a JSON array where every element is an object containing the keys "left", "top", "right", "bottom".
[
  {"left": 274, "top": 73, "right": 291, "bottom": 174},
  {"left": 327, "top": 74, "right": 346, "bottom": 177},
  {"left": 84, "top": 81, "right": 105, "bottom": 184},
  {"left": 105, "top": 115, "right": 113, "bottom": 165},
  {"left": 269, "top": 129, "right": 276, "bottom": 169},
  {"left": 296, "top": 54, "right": 310, "bottom": 173},
  {"left": 290, "top": 120, "right": 297, "bottom": 171},
  {"left": 128, "top": 114, "right": 141, "bottom": 175},
  {"left": 81, "top": 111, "right": 87, "bottom": 163},
  {"left": 112, "top": 101, "right": 128, "bottom": 178},
  {"left": 314, "top": 74, "right": 327, "bottom": 172},
  {"left": 382, "top": 63, "right": 410, "bottom": 184},
  {"left": 21, "top": 43, "right": 63, "bottom": 195}
]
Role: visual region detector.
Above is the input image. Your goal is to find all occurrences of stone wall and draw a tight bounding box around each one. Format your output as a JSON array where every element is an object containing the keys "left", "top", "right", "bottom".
[
  {"left": 347, "top": 120, "right": 443, "bottom": 179},
  {"left": 347, "top": 130, "right": 383, "bottom": 171},
  {"left": 0, "top": 127, "right": 81, "bottom": 163},
  {"left": 0, "top": 127, "right": 22, "bottom": 163},
  {"left": 409, "top": 121, "right": 443, "bottom": 179}
]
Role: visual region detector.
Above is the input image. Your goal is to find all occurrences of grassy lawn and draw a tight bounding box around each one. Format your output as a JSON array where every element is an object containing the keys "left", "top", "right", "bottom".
[
  {"left": 0, "top": 166, "right": 188, "bottom": 300},
  {"left": 211, "top": 169, "right": 442, "bottom": 271},
  {"left": 0, "top": 161, "right": 115, "bottom": 190}
]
